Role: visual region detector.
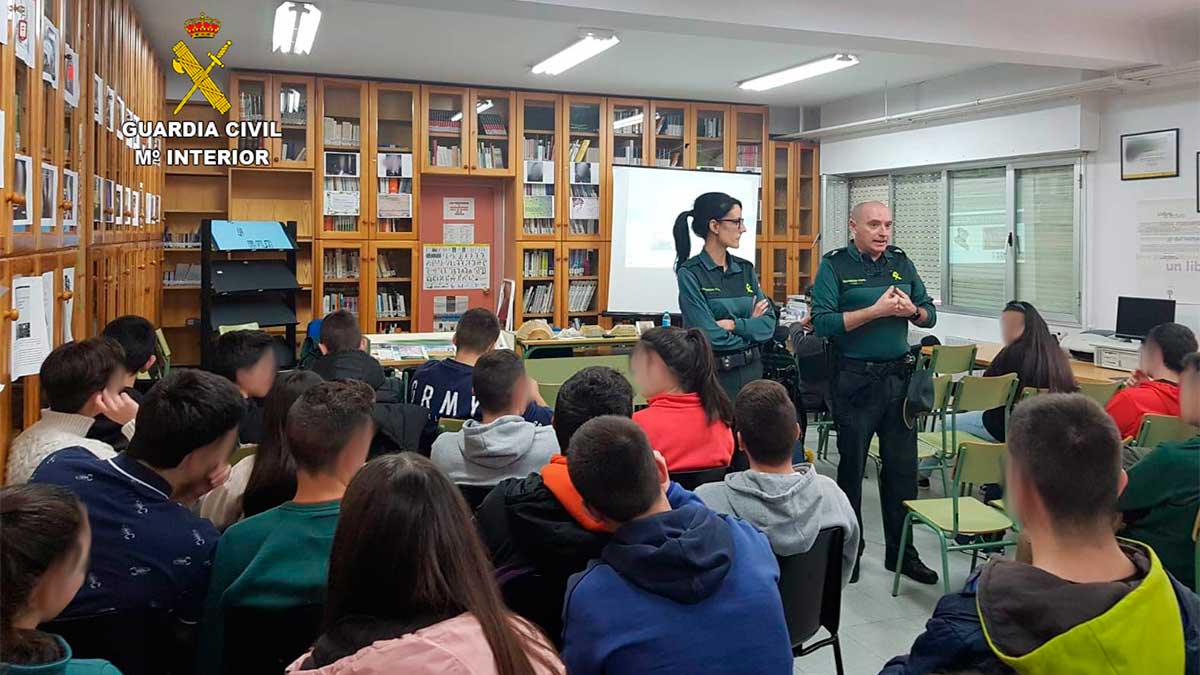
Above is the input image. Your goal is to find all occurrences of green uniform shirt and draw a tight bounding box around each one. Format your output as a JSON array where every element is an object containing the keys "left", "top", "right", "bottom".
[
  {"left": 811, "top": 244, "right": 936, "bottom": 361},
  {"left": 1118, "top": 435, "right": 1200, "bottom": 589},
  {"left": 677, "top": 249, "right": 777, "bottom": 353},
  {"left": 196, "top": 500, "right": 341, "bottom": 675}
]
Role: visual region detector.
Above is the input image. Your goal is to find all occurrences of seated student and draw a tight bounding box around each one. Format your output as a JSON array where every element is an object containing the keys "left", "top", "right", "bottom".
[
  {"left": 198, "top": 380, "right": 376, "bottom": 675},
  {"left": 431, "top": 350, "right": 559, "bottom": 488},
  {"left": 29, "top": 369, "right": 244, "bottom": 631},
  {"left": 957, "top": 301, "right": 1077, "bottom": 442},
  {"left": 475, "top": 366, "right": 634, "bottom": 641},
  {"left": 881, "top": 394, "right": 1200, "bottom": 675},
  {"left": 561, "top": 416, "right": 793, "bottom": 675},
  {"left": 87, "top": 315, "right": 157, "bottom": 450},
  {"left": 1107, "top": 322, "right": 1197, "bottom": 440},
  {"left": 1120, "top": 351, "right": 1200, "bottom": 591},
  {"left": 198, "top": 370, "right": 325, "bottom": 529},
  {"left": 697, "top": 380, "right": 860, "bottom": 587},
  {"left": 309, "top": 310, "right": 424, "bottom": 453},
  {"left": 410, "top": 307, "right": 552, "bottom": 431},
  {"left": 0, "top": 483, "right": 122, "bottom": 674},
  {"left": 288, "top": 453, "right": 563, "bottom": 674},
  {"left": 631, "top": 327, "right": 734, "bottom": 471},
  {"left": 7, "top": 338, "right": 131, "bottom": 485},
  {"left": 211, "top": 329, "right": 277, "bottom": 445}
]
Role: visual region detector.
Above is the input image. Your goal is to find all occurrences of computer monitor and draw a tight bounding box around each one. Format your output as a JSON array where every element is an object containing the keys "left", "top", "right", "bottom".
[{"left": 1115, "top": 296, "right": 1176, "bottom": 341}]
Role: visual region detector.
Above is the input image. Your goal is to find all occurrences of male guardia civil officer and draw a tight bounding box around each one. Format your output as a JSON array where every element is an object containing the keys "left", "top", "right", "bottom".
[{"left": 811, "top": 201, "right": 938, "bottom": 585}]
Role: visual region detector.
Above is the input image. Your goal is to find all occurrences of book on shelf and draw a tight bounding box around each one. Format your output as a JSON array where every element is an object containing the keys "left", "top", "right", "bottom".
[
  {"left": 566, "top": 139, "right": 600, "bottom": 163},
  {"left": 375, "top": 291, "right": 408, "bottom": 319},
  {"left": 614, "top": 139, "right": 642, "bottom": 165},
  {"left": 523, "top": 137, "right": 554, "bottom": 161},
  {"left": 568, "top": 249, "right": 597, "bottom": 276},
  {"left": 522, "top": 249, "right": 555, "bottom": 277},
  {"left": 655, "top": 111, "right": 684, "bottom": 137},
  {"left": 476, "top": 142, "right": 506, "bottom": 169},
  {"left": 698, "top": 115, "right": 723, "bottom": 139},
  {"left": 428, "top": 110, "right": 462, "bottom": 134},
  {"left": 522, "top": 282, "right": 555, "bottom": 315},
  {"left": 477, "top": 112, "right": 508, "bottom": 136},
  {"left": 568, "top": 105, "right": 599, "bottom": 133},
  {"left": 238, "top": 91, "right": 265, "bottom": 121},
  {"left": 376, "top": 252, "right": 407, "bottom": 279},
  {"left": 323, "top": 117, "right": 360, "bottom": 147},
  {"left": 612, "top": 109, "right": 644, "bottom": 134},
  {"left": 281, "top": 141, "right": 308, "bottom": 162},
  {"left": 567, "top": 280, "right": 598, "bottom": 313},
  {"left": 323, "top": 248, "right": 361, "bottom": 278},
  {"left": 654, "top": 147, "right": 683, "bottom": 168},
  {"left": 323, "top": 216, "right": 359, "bottom": 233},
  {"left": 162, "top": 263, "right": 201, "bottom": 286},
  {"left": 735, "top": 144, "right": 762, "bottom": 171},
  {"left": 162, "top": 231, "right": 201, "bottom": 248},
  {"left": 322, "top": 292, "right": 359, "bottom": 316},
  {"left": 430, "top": 141, "right": 463, "bottom": 167}
]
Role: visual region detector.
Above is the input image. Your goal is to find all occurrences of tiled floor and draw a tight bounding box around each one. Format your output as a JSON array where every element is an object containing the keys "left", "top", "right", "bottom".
[{"left": 792, "top": 433, "right": 981, "bottom": 675}]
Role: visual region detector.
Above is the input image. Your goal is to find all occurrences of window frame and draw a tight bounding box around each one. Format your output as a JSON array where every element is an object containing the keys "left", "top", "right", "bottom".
[{"left": 825, "top": 154, "right": 1085, "bottom": 326}]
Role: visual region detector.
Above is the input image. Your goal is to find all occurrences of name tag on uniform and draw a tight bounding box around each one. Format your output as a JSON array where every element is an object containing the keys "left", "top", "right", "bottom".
[
  {"left": 701, "top": 287, "right": 722, "bottom": 293},
  {"left": 842, "top": 278, "right": 866, "bottom": 285}
]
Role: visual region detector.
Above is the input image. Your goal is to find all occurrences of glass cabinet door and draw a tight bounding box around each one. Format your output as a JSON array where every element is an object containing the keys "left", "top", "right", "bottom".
[
  {"left": 769, "top": 142, "right": 794, "bottom": 241},
  {"left": 471, "top": 90, "right": 513, "bottom": 175},
  {"left": 734, "top": 108, "right": 765, "bottom": 173},
  {"left": 321, "top": 81, "right": 366, "bottom": 236},
  {"left": 692, "top": 105, "right": 728, "bottom": 170},
  {"left": 766, "top": 244, "right": 796, "bottom": 304},
  {"left": 609, "top": 99, "right": 648, "bottom": 167},
  {"left": 797, "top": 145, "right": 818, "bottom": 242},
  {"left": 563, "top": 97, "right": 604, "bottom": 239},
  {"left": 232, "top": 74, "right": 270, "bottom": 154},
  {"left": 370, "top": 243, "right": 416, "bottom": 334},
  {"left": 373, "top": 84, "right": 418, "bottom": 237},
  {"left": 518, "top": 94, "right": 559, "bottom": 240},
  {"left": 423, "top": 87, "right": 468, "bottom": 173},
  {"left": 319, "top": 243, "right": 365, "bottom": 318},
  {"left": 275, "top": 76, "right": 314, "bottom": 168},
  {"left": 650, "top": 102, "right": 686, "bottom": 169},
  {"left": 563, "top": 244, "right": 603, "bottom": 327},
  {"left": 518, "top": 243, "right": 557, "bottom": 324}
]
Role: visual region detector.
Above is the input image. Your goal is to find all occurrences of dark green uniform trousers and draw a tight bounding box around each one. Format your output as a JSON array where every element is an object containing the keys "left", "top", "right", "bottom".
[
  {"left": 716, "top": 359, "right": 762, "bottom": 402},
  {"left": 833, "top": 361, "right": 920, "bottom": 568}
]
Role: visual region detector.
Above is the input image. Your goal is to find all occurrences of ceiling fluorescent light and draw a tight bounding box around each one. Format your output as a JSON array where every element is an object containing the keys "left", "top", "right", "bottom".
[
  {"left": 532, "top": 31, "right": 619, "bottom": 76},
  {"left": 273, "top": 2, "right": 322, "bottom": 55},
  {"left": 451, "top": 99, "right": 494, "bottom": 123},
  {"left": 738, "top": 53, "right": 859, "bottom": 91}
]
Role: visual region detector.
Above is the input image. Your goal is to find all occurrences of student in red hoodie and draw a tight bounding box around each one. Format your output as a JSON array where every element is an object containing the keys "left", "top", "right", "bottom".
[
  {"left": 1107, "top": 322, "right": 1197, "bottom": 440},
  {"left": 631, "top": 327, "right": 734, "bottom": 471}
]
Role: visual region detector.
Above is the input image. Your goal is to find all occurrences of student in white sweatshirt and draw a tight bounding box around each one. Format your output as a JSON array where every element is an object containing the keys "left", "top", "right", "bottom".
[
  {"left": 697, "top": 380, "right": 859, "bottom": 587},
  {"left": 432, "top": 350, "right": 559, "bottom": 488},
  {"left": 7, "top": 338, "right": 138, "bottom": 484}
]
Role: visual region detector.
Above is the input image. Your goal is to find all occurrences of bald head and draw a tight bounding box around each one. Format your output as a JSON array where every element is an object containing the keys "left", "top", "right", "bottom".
[{"left": 849, "top": 201, "right": 893, "bottom": 259}]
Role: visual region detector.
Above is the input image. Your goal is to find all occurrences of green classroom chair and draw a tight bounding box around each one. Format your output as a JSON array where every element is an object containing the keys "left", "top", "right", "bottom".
[
  {"left": 1133, "top": 414, "right": 1200, "bottom": 449},
  {"left": 929, "top": 344, "right": 978, "bottom": 376},
  {"left": 440, "top": 418, "right": 467, "bottom": 433},
  {"left": 219, "top": 322, "right": 261, "bottom": 335},
  {"left": 154, "top": 328, "right": 172, "bottom": 378},
  {"left": 1019, "top": 386, "right": 1046, "bottom": 401},
  {"left": 229, "top": 444, "right": 257, "bottom": 467},
  {"left": 893, "top": 441, "right": 1017, "bottom": 596},
  {"left": 1077, "top": 381, "right": 1123, "bottom": 408},
  {"left": 868, "top": 374, "right": 952, "bottom": 484},
  {"left": 909, "top": 374, "right": 1018, "bottom": 495},
  {"left": 523, "top": 355, "right": 642, "bottom": 407}
]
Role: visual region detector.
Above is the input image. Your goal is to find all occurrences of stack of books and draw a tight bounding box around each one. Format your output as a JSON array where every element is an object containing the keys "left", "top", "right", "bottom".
[
  {"left": 428, "top": 110, "right": 462, "bottom": 134},
  {"left": 239, "top": 91, "right": 265, "bottom": 121},
  {"left": 162, "top": 231, "right": 200, "bottom": 248},
  {"left": 656, "top": 112, "right": 684, "bottom": 137},
  {"left": 323, "top": 248, "right": 360, "bottom": 279},
  {"left": 375, "top": 290, "right": 408, "bottom": 319},
  {"left": 523, "top": 249, "right": 555, "bottom": 277},
  {"left": 614, "top": 139, "right": 642, "bottom": 165},
  {"left": 430, "top": 141, "right": 462, "bottom": 167},
  {"left": 322, "top": 292, "right": 359, "bottom": 316},
  {"left": 523, "top": 137, "right": 554, "bottom": 161},
  {"left": 698, "top": 115, "right": 723, "bottom": 139},
  {"left": 162, "top": 263, "right": 201, "bottom": 287},
  {"left": 323, "top": 117, "right": 360, "bottom": 147},
  {"left": 476, "top": 142, "right": 506, "bottom": 169},
  {"left": 567, "top": 280, "right": 598, "bottom": 313},
  {"left": 281, "top": 140, "right": 308, "bottom": 162},
  {"left": 566, "top": 139, "right": 599, "bottom": 163},
  {"left": 477, "top": 113, "right": 508, "bottom": 136},
  {"left": 522, "top": 282, "right": 555, "bottom": 315},
  {"left": 736, "top": 144, "right": 762, "bottom": 171},
  {"left": 567, "top": 249, "right": 597, "bottom": 276},
  {"left": 376, "top": 253, "right": 406, "bottom": 279},
  {"left": 279, "top": 93, "right": 307, "bottom": 125}
]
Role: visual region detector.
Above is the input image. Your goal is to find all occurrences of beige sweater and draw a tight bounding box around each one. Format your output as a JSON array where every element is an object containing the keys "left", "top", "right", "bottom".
[{"left": 6, "top": 410, "right": 134, "bottom": 484}]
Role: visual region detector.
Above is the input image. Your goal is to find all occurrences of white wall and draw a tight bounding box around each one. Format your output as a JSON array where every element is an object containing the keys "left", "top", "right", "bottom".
[{"left": 819, "top": 72, "right": 1200, "bottom": 343}]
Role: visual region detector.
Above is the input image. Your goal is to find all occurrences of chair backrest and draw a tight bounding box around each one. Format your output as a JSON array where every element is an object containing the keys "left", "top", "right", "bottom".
[
  {"left": 952, "top": 373, "right": 1019, "bottom": 414},
  {"left": 669, "top": 466, "right": 728, "bottom": 491},
  {"left": 223, "top": 604, "right": 323, "bottom": 675},
  {"left": 219, "top": 321, "right": 261, "bottom": 335},
  {"left": 776, "top": 527, "right": 845, "bottom": 649},
  {"left": 1020, "top": 386, "right": 1046, "bottom": 401},
  {"left": 953, "top": 441, "right": 1007, "bottom": 488},
  {"left": 440, "top": 417, "right": 467, "bottom": 433},
  {"left": 41, "top": 608, "right": 181, "bottom": 675},
  {"left": 154, "top": 328, "right": 172, "bottom": 377},
  {"left": 523, "top": 355, "right": 642, "bottom": 406},
  {"left": 457, "top": 483, "right": 495, "bottom": 511},
  {"left": 930, "top": 344, "right": 978, "bottom": 375},
  {"left": 496, "top": 566, "right": 570, "bottom": 649},
  {"left": 229, "top": 443, "right": 257, "bottom": 467},
  {"left": 1134, "top": 414, "right": 1200, "bottom": 448},
  {"left": 1078, "top": 381, "right": 1122, "bottom": 407}
]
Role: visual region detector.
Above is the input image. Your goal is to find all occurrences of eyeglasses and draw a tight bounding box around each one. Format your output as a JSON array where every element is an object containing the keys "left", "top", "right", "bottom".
[{"left": 715, "top": 218, "right": 745, "bottom": 228}]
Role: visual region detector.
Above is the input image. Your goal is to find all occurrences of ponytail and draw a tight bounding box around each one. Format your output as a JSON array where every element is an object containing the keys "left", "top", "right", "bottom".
[
  {"left": 0, "top": 484, "right": 87, "bottom": 665},
  {"left": 636, "top": 327, "right": 734, "bottom": 426},
  {"left": 673, "top": 192, "right": 744, "bottom": 271}
]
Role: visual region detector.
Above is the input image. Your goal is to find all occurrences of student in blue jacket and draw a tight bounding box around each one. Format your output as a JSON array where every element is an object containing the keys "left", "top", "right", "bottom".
[{"left": 561, "top": 416, "right": 793, "bottom": 675}]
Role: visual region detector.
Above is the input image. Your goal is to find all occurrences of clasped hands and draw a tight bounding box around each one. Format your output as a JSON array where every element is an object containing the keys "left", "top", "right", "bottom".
[{"left": 872, "top": 285, "right": 919, "bottom": 320}]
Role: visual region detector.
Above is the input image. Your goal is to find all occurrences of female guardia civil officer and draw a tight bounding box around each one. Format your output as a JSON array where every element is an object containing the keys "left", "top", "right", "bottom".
[{"left": 675, "top": 192, "right": 776, "bottom": 400}]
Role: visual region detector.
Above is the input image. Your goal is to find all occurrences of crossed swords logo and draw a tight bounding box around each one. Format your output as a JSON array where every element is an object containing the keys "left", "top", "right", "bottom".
[{"left": 171, "top": 39, "right": 232, "bottom": 115}]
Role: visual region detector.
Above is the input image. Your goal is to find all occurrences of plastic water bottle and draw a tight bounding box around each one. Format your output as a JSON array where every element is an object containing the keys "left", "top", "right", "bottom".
[{"left": 661, "top": 311, "right": 671, "bottom": 328}]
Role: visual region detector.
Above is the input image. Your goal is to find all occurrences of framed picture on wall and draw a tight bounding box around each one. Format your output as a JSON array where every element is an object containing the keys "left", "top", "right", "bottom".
[{"left": 1120, "top": 128, "right": 1179, "bottom": 180}]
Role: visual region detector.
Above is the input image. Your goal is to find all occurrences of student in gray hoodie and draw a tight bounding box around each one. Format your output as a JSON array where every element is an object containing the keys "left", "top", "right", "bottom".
[
  {"left": 432, "top": 349, "right": 559, "bottom": 487},
  {"left": 697, "top": 380, "right": 859, "bottom": 586}
]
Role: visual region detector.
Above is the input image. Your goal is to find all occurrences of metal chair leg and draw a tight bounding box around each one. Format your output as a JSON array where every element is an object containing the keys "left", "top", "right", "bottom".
[
  {"left": 939, "top": 531, "right": 952, "bottom": 594},
  {"left": 893, "top": 512, "right": 914, "bottom": 596},
  {"left": 831, "top": 635, "right": 845, "bottom": 675}
]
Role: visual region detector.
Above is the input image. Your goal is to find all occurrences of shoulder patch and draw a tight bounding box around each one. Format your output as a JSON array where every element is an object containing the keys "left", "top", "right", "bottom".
[
  {"left": 823, "top": 247, "right": 846, "bottom": 259},
  {"left": 887, "top": 245, "right": 907, "bottom": 256}
]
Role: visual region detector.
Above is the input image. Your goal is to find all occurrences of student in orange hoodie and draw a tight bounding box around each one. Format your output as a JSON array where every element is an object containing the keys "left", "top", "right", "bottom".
[
  {"left": 1107, "top": 322, "right": 1196, "bottom": 440},
  {"left": 631, "top": 327, "right": 735, "bottom": 472},
  {"left": 475, "top": 366, "right": 634, "bottom": 644}
]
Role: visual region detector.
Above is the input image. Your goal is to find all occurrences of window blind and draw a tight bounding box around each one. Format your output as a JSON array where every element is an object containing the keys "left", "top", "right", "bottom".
[
  {"left": 822, "top": 175, "right": 849, "bottom": 251},
  {"left": 892, "top": 172, "right": 943, "bottom": 302},
  {"left": 947, "top": 168, "right": 1008, "bottom": 312},
  {"left": 1016, "top": 166, "right": 1077, "bottom": 317}
]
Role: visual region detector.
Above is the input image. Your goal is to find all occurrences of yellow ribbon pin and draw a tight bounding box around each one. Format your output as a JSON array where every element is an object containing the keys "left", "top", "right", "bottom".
[
  {"left": 746, "top": 283, "right": 754, "bottom": 294},
  {"left": 892, "top": 271, "right": 902, "bottom": 281}
]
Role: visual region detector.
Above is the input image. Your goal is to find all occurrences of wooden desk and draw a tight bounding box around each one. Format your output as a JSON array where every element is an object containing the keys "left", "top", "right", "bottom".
[
  {"left": 923, "top": 342, "right": 1128, "bottom": 384},
  {"left": 517, "top": 335, "right": 640, "bottom": 359}
]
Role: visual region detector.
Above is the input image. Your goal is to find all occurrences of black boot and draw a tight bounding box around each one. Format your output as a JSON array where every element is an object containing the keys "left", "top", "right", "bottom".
[{"left": 886, "top": 557, "right": 938, "bottom": 585}]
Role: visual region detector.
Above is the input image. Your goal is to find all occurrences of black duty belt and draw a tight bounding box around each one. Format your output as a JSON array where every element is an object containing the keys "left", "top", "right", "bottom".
[
  {"left": 715, "top": 347, "right": 760, "bottom": 372},
  {"left": 838, "top": 354, "right": 914, "bottom": 377}
]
